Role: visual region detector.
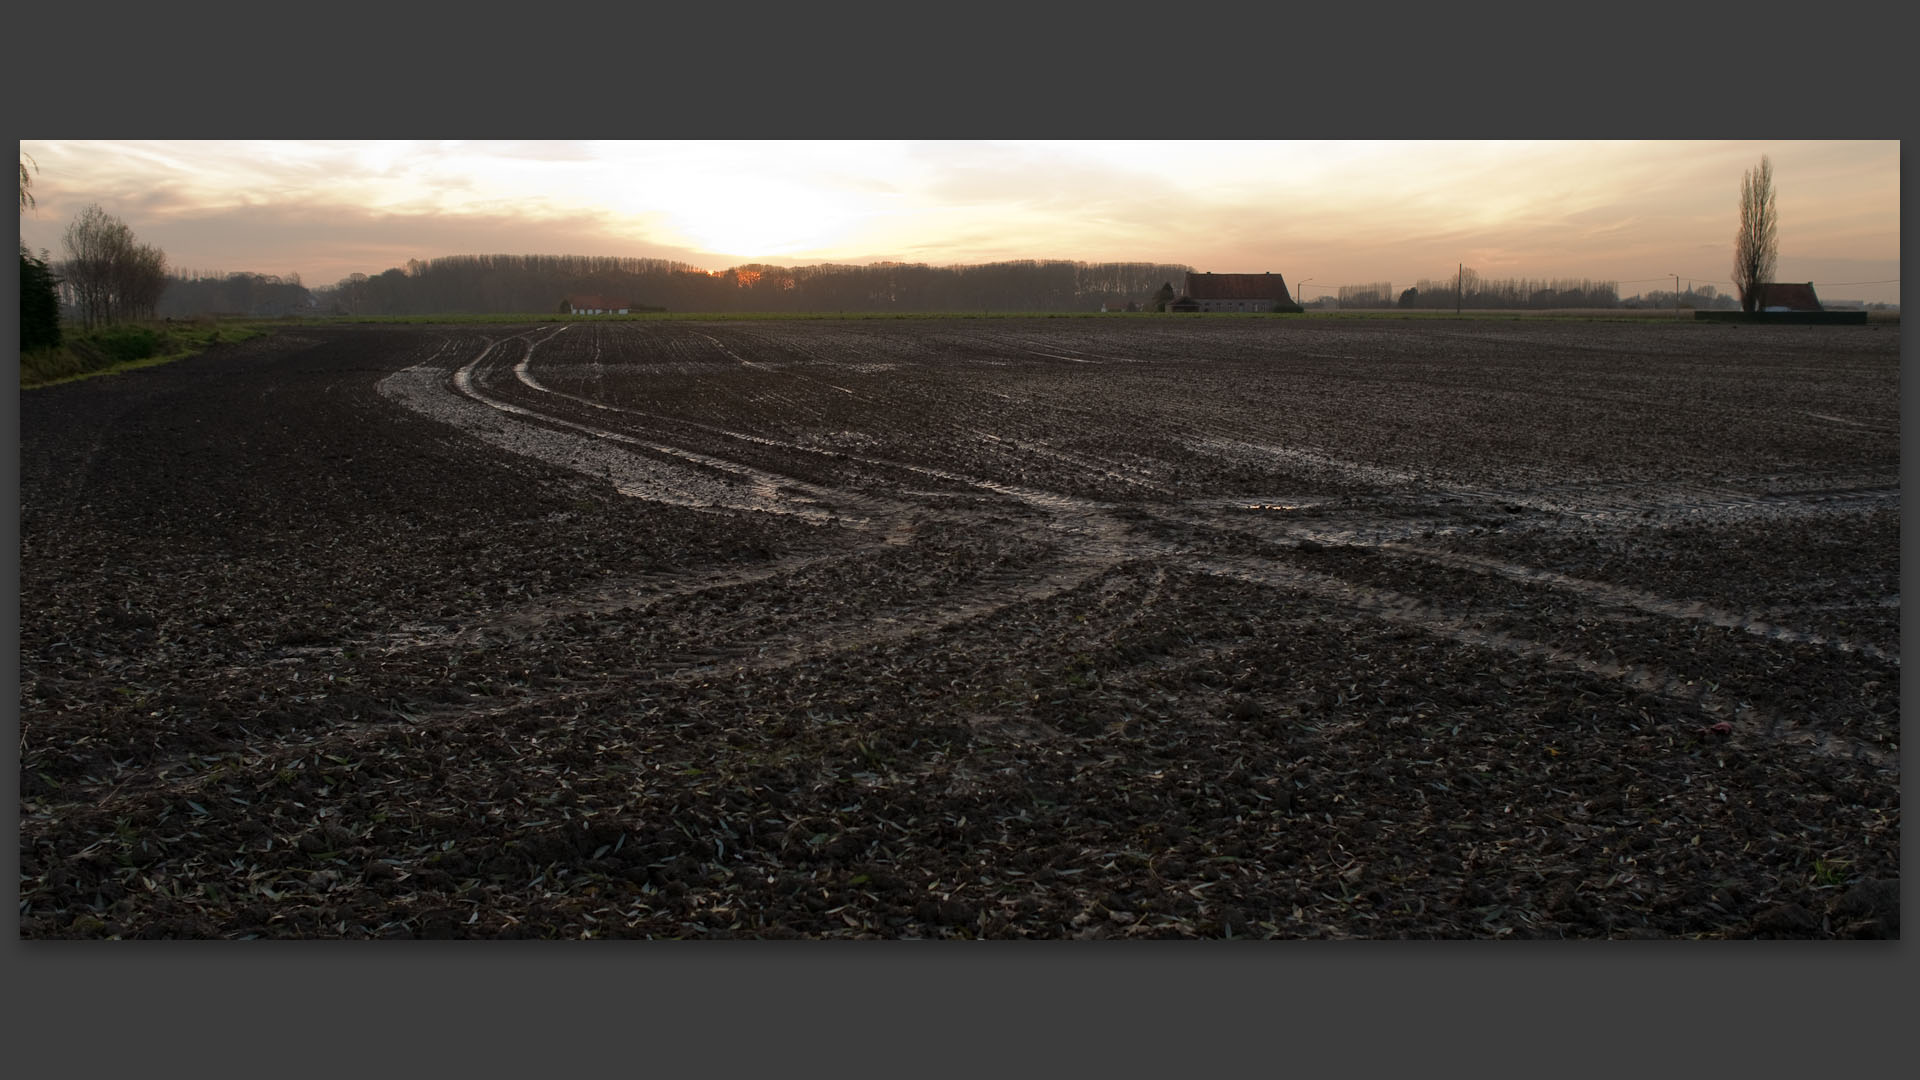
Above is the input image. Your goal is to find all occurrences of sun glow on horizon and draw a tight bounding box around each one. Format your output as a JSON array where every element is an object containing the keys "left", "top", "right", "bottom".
[
  {"left": 585, "top": 142, "right": 895, "bottom": 261},
  {"left": 13, "top": 140, "right": 1901, "bottom": 304},
  {"left": 649, "top": 182, "right": 867, "bottom": 260}
]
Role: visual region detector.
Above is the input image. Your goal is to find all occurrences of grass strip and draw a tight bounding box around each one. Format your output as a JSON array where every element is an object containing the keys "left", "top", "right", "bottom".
[{"left": 20, "top": 320, "right": 271, "bottom": 389}]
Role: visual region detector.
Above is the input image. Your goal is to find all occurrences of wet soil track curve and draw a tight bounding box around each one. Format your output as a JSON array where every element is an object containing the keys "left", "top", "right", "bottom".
[{"left": 19, "top": 317, "right": 1900, "bottom": 939}]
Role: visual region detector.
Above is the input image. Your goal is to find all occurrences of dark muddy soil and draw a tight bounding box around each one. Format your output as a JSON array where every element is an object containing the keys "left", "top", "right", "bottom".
[{"left": 18, "top": 317, "right": 1899, "bottom": 938}]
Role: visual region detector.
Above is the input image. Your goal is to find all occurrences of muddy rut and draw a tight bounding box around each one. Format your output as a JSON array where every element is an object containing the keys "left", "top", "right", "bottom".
[
  {"left": 375, "top": 324, "right": 1898, "bottom": 761},
  {"left": 20, "top": 318, "right": 1899, "bottom": 939}
]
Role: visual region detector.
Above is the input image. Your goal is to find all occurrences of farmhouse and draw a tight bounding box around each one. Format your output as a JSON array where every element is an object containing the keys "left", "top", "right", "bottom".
[
  {"left": 1169, "top": 272, "right": 1301, "bottom": 313},
  {"left": 1754, "top": 282, "right": 1824, "bottom": 312},
  {"left": 1696, "top": 281, "right": 1864, "bottom": 323},
  {"left": 564, "top": 295, "right": 633, "bottom": 315}
]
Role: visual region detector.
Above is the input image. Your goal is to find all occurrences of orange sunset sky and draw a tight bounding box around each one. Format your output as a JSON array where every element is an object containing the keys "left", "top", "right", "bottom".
[{"left": 16, "top": 140, "right": 1902, "bottom": 305}]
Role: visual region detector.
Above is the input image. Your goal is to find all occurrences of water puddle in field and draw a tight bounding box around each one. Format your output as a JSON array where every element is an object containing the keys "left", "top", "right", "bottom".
[
  {"left": 1186, "top": 437, "right": 1420, "bottom": 488},
  {"left": 387, "top": 329, "right": 1114, "bottom": 538},
  {"left": 381, "top": 332, "right": 860, "bottom": 526},
  {"left": 1234, "top": 498, "right": 1332, "bottom": 513},
  {"left": 696, "top": 332, "right": 778, "bottom": 371}
]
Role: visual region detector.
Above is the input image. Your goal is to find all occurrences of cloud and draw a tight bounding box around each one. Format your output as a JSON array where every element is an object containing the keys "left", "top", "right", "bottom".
[
  {"left": 25, "top": 198, "right": 719, "bottom": 283},
  {"left": 908, "top": 141, "right": 1187, "bottom": 216},
  {"left": 17, "top": 139, "right": 1900, "bottom": 303},
  {"left": 452, "top": 140, "right": 602, "bottom": 161}
]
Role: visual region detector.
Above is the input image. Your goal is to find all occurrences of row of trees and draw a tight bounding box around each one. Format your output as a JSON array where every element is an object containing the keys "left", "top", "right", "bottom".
[
  {"left": 1336, "top": 282, "right": 1395, "bottom": 308},
  {"left": 1398, "top": 270, "right": 1621, "bottom": 310},
  {"left": 20, "top": 156, "right": 172, "bottom": 351},
  {"left": 309, "top": 254, "right": 1197, "bottom": 315},
  {"left": 16, "top": 154, "right": 1790, "bottom": 327},
  {"left": 1309, "top": 156, "right": 1784, "bottom": 315},
  {"left": 1619, "top": 284, "right": 1740, "bottom": 311},
  {"left": 57, "top": 204, "right": 169, "bottom": 328},
  {"left": 157, "top": 270, "right": 314, "bottom": 317}
]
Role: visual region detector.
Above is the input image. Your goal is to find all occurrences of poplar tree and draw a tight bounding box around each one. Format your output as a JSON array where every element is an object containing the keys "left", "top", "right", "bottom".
[{"left": 1733, "top": 155, "right": 1778, "bottom": 313}]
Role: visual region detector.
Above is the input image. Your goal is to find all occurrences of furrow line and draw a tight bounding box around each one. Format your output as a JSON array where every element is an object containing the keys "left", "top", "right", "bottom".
[
  {"left": 1183, "top": 554, "right": 1894, "bottom": 770},
  {"left": 1373, "top": 543, "right": 1899, "bottom": 665}
]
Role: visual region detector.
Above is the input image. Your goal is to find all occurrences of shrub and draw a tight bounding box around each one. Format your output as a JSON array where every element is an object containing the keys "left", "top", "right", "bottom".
[
  {"left": 20, "top": 249, "right": 63, "bottom": 352},
  {"left": 92, "top": 325, "right": 163, "bottom": 364}
]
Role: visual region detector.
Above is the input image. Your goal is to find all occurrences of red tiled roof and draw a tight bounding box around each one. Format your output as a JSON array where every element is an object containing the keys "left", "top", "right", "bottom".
[
  {"left": 1755, "top": 282, "right": 1822, "bottom": 311},
  {"left": 1185, "top": 272, "right": 1293, "bottom": 301}
]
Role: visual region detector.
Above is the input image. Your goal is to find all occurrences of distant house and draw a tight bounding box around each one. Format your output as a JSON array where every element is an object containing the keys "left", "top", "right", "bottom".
[
  {"left": 1754, "top": 282, "right": 1824, "bottom": 312},
  {"left": 564, "top": 295, "right": 632, "bottom": 315},
  {"left": 1168, "top": 272, "right": 1301, "bottom": 313}
]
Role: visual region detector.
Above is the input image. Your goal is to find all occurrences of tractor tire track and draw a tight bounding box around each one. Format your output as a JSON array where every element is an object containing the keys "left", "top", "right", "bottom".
[
  {"left": 1183, "top": 552, "right": 1894, "bottom": 770},
  {"left": 379, "top": 321, "right": 1898, "bottom": 781}
]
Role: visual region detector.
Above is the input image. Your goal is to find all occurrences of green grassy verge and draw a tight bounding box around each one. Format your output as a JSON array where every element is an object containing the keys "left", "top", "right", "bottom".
[{"left": 20, "top": 320, "right": 271, "bottom": 389}]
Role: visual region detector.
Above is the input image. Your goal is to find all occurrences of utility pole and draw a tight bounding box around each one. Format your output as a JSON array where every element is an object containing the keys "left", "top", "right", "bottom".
[
  {"left": 1673, "top": 273, "right": 1680, "bottom": 319},
  {"left": 1456, "top": 263, "right": 1462, "bottom": 315}
]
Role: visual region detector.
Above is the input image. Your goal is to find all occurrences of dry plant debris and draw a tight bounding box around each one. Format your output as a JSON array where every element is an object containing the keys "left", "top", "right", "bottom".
[{"left": 19, "top": 318, "right": 1899, "bottom": 938}]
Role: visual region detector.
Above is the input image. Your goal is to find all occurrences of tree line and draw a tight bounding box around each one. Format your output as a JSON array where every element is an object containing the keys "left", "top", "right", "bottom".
[
  {"left": 16, "top": 152, "right": 1805, "bottom": 336},
  {"left": 55, "top": 204, "right": 169, "bottom": 327},
  {"left": 157, "top": 270, "right": 315, "bottom": 318},
  {"left": 1397, "top": 270, "right": 1620, "bottom": 310},
  {"left": 307, "top": 255, "right": 1196, "bottom": 315},
  {"left": 1619, "top": 284, "right": 1739, "bottom": 311},
  {"left": 1336, "top": 282, "right": 1395, "bottom": 308}
]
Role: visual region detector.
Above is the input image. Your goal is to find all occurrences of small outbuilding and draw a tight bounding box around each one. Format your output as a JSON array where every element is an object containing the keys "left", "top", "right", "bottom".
[
  {"left": 1754, "top": 282, "right": 1824, "bottom": 312},
  {"left": 563, "top": 295, "right": 633, "bottom": 315}
]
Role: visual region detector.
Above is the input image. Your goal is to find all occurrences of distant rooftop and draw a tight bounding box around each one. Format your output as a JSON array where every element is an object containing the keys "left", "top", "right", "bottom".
[
  {"left": 1755, "top": 282, "right": 1822, "bottom": 311},
  {"left": 1185, "top": 272, "right": 1293, "bottom": 301}
]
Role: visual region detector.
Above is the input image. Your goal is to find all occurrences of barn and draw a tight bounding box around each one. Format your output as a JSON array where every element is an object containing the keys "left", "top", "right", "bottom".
[
  {"left": 564, "top": 295, "right": 632, "bottom": 315},
  {"left": 1754, "top": 282, "right": 1824, "bottom": 312},
  {"left": 1696, "top": 281, "right": 1863, "bottom": 323},
  {"left": 1169, "top": 272, "right": 1302, "bottom": 313}
]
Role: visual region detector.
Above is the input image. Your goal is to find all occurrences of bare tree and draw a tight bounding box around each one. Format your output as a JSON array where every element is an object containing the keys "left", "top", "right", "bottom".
[
  {"left": 19, "top": 152, "right": 35, "bottom": 212},
  {"left": 1733, "top": 155, "right": 1778, "bottom": 313},
  {"left": 60, "top": 203, "right": 168, "bottom": 328},
  {"left": 62, "top": 204, "right": 125, "bottom": 328},
  {"left": 118, "top": 242, "right": 169, "bottom": 321}
]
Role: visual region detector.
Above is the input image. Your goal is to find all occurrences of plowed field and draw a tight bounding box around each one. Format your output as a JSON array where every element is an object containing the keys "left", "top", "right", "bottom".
[{"left": 18, "top": 316, "right": 1900, "bottom": 938}]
